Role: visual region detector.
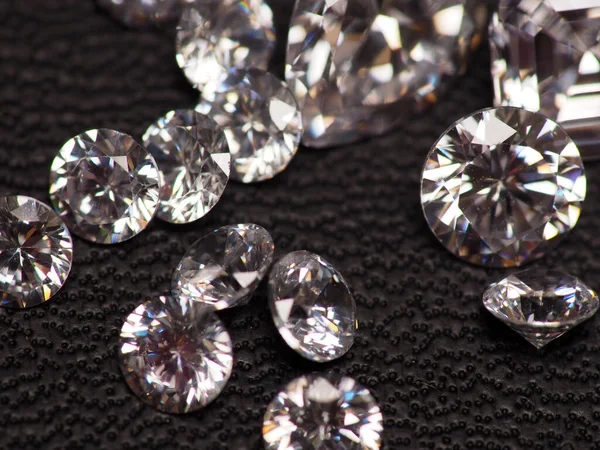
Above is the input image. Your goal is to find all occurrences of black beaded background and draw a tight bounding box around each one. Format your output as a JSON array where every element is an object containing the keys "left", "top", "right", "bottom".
[{"left": 2, "top": 1, "right": 600, "bottom": 449}]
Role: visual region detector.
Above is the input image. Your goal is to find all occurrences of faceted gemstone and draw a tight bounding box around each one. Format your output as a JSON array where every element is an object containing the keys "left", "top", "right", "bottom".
[
  {"left": 286, "top": 0, "right": 488, "bottom": 148},
  {"left": 97, "top": 0, "right": 184, "bottom": 27},
  {"left": 176, "top": 0, "right": 275, "bottom": 90},
  {"left": 0, "top": 196, "right": 73, "bottom": 309},
  {"left": 268, "top": 251, "right": 357, "bottom": 362},
  {"left": 143, "top": 110, "right": 231, "bottom": 224},
  {"left": 483, "top": 269, "right": 599, "bottom": 348},
  {"left": 172, "top": 224, "right": 275, "bottom": 310},
  {"left": 490, "top": 0, "right": 600, "bottom": 154},
  {"left": 118, "top": 294, "right": 233, "bottom": 413},
  {"left": 421, "top": 107, "right": 586, "bottom": 268},
  {"left": 49, "top": 129, "right": 161, "bottom": 244},
  {"left": 197, "top": 68, "right": 302, "bottom": 183},
  {"left": 263, "top": 374, "right": 383, "bottom": 450}
]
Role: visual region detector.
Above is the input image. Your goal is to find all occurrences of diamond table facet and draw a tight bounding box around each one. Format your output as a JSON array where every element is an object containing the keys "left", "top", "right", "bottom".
[
  {"left": 490, "top": 0, "right": 600, "bottom": 154},
  {"left": 0, "top": 196, "right": 73, "bottom": 309},
  {"left": 268, "top": 251, "right": 357, "bottom": 362},
  {"left": 97, "top": 0, "right": 183, "bottom": 27},
  {"left": 286, "top": 0, "right": 487, "bottom": 148},
  {"left": 118, "top": 294, "right": 233, "bottom": 413},
  {"left": 421, "top": 107, "right": 586, "bottom": 268},
  {"left": 176, "top": 0, "right": 275, "bottom": 90},
  {"left": 483, "top": 269, "right": 599, "bottom": 348},
  {"left": 143, "top": 110, "right": 231, "bottom": 224},
  {"left": 197, "top": 68, "right": 302, "bottom": 183},
  {"left": 263, "top": 374, "right": 383, "bottom": 450},
  {"left": 49, "top": 129, "right": 161, "bottom": 244},
  {"left": 172, "top": 224, "right": 275, "bottom": 310}
]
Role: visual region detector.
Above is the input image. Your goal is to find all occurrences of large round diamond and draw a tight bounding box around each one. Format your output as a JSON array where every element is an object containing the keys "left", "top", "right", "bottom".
[
  {"left": 263, "top": 374, "right": 384, "bottom": 450},
  {"left": 176, "top": 0, "right": 275, "bottom": 90},
  {"left": 49, "top": 129, "right": 161, "bottom": 244},
  {"left": 118, "top": 294, "right": 233, "bottom": 414},
  {"left": 197, "top": 68, "right": 302, "bottom": 183},
  {"left": 268, "top": 251, "right": 357, "bottom": 362},
  {"left": 286, "top": 0, "right": 487, "bottom": 148},
  {"left": 97, "top": 0, "right": 183, "bottom": 27},
  {"left": 172, "top": 224, "right": 275, "bottom": 310},
  {"left": 143, "top": 110, "right": 231, "bottom": 224},
  {"left": 483, "top": 269, "right": 599, "bottom": 348},
  {"left": 0, "top": 196, "right": 73, "bottom": 309},
  {"left": 421, "top": 107, "right": 586, "bottom": 268}
]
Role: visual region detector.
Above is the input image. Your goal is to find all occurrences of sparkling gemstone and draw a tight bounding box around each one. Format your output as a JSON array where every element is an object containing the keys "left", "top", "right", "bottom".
[
  {"left": 263, "top": 374, "right": 383, "bottom": 450},
  {"left": 197, "top": 68, "right": 303, "bottom": 183},
  {"left": 268, "top": 251, "right": 357, "bottom": 362},
  {"left": 172, "top": 224, "right": 275, "bottom": 310},
  {"left": 286, "top": 0, "right": 487, "bottom": 148},
  {"left": 49, "top": 129, "right": 161, "bottom": 244},
  {"left": 176, "top": 0, "right": 275, "bottom": 90},
  {"left": 118, "top": 294, "right": 233, "bottom": 413},
  {"left": 0, "top": 196, "right": 73, "bottom": 309},
  {"left": 490, "top": 0, "right": 600, "bottom": 153},
  {"left": 97, "top": 0, "right": 183, "bottom": 27},
  {"left": 142, "top": 110, "right": 231, "bottom": 224},
  {"left": 421, "top": 107, "right": 586, "bottom": 268},
  {"left": 483, "top": 269, "right": 599, "bottom": 348}
]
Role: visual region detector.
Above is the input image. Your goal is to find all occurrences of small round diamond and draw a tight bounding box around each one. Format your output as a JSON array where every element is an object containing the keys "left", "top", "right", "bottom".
[
  {"left": 118, "top": 294, "right": 234, "bottom": 414},
  {"left": 176, "top": 0, "right": 275, "bottom": 89},
  {"left": 483, "top": 269, "right": 599, "bottom": 348},
  {"left": 268, "top": 251, "right": 357, "bottom": 362},
  {"left": 421, "top": 107, "right": 586, "bottom": 268},
  {"left": 97, "top": 0, "right": 183, "bottom": 27},
  {"left": 172, "top": 224, "right": 275, "bottom": 310},
  {"left": 49, "top": 129, "right": 161, "bottom": 244},
  {"left": 0, "top": 196, "right": 73, "bottom": 309},
  {"left": 197, "top": 68, "right": 303, "bottom": 183},
  {"left": 143, "top": 110, "right": 231, "bottom": 224},
  {"left": 263, "top": 374, "right": 384, "bottom": 450}
]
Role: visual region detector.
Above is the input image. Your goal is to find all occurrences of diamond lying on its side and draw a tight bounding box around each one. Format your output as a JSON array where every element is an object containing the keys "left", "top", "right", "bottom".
[
  {"left": 97, "top": 0, "right": 183, "bottom": 27},
  {"left": 421, "top": 107, "right": 586, "bottom": 268},
  {"left": 0, "top": 196, "right": 73, "bottom": 309},
  {"left": 483, "top": 269, "right": 599, "bottom": 348}
]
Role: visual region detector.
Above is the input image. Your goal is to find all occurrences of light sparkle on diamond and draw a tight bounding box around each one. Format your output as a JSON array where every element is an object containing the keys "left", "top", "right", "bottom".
[{"left": 421, "top": 107, "right": 586, "bottom": 268}]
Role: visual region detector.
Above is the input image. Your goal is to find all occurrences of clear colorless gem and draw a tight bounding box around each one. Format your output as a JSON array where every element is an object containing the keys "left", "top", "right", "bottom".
[
  {"left": 197, "top": 68, "right": 303, "bottom": 183},
  {"left": 286, "top": 0, "right": 487, "bottom": 148},
  {"left": 118, "top": 294, "right": 233, "bottom": 413},
  {"left": 172, "top": 224, "right": 275, "bottom": 310},
  {"left": 263, "top": 374, "right": 383, "bottom": 450},
  {"left": 97, "top": 0, "right": 184, "bottom": 27},
  {"left": 176, "top": 0, "right": 275, "bottom": 90},
  {"left": 483, "top": 269, "right": 599, "bottom": 348},
  {"left": 268, "top": 251, "right": 357, "bottom": 362},
  {"left": 143, "top": 110, "right": 231, "bottom": 224},
  {"left": 490, "top": 0, "right": 600, "bottom": 153},
  {"left": 49, "top": 129, "right": 161, "bottom": 244},
  {"left": 421, "top": 107, "right": 586, "bottom": 268},
  {"left": 0, "top": 196, "right": 73, "bottom": 309}
]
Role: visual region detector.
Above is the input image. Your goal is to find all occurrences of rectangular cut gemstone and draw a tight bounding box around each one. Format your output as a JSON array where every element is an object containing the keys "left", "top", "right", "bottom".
[{"left": 490, "top": 0, "right": 600, "bottom": 158}]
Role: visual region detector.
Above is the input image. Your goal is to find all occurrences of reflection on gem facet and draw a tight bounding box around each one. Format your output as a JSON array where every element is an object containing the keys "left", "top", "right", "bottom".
[{"left": 483, "top": 269, "right": 599, "bottom": 348}]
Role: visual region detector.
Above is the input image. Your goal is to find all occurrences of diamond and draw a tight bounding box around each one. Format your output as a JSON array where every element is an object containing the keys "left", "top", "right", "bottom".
[
  {"left": 176, "top": 0, "right": 275, "bottom": 90},
  {"left": 172, "top": 224, "right": 275, "bottom": 310},
  {"left": 49, "top": 129, "right": 161, "bottom": 244},
  {"left": 0, "top": 196, "right": 73, "bottom": 309},
  {"left": 118, "top": 294, "right": 233, "bottom": 413},
  {"left": 268, "top": 251, "right": 357, "bottom": 362},
  {"left": 286, "top": 0, "right": 487, "bottom": 148},
  {"left": 197, "top": 68, "right": 303, "bottom": 183},
  {"left": 490, "top": 0, "right": 600, "bottom": 153},
  {"left": 142, "top": 110, "right": 231, "bottom": 224},
  {"left": 421, "top": 107, "right": 586, "bottom": 268},
  {"left": 483, "top": 269, "right": 599, "bottom": 348},
  {"left": 263, "top": 374, "right": 383, "bottom": 450},
  {"left": 97, "top": 0, "right": 184, "bottom": 27}
]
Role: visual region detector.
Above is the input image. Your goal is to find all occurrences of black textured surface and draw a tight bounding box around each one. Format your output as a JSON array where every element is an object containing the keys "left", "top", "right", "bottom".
[{"left": 2, "top": 1, "right": 600, "bottom": 449}]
